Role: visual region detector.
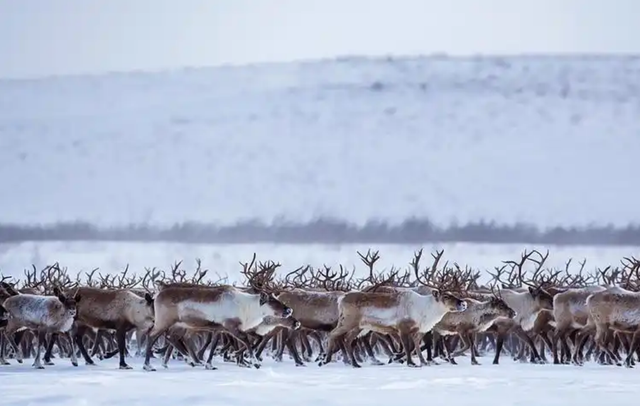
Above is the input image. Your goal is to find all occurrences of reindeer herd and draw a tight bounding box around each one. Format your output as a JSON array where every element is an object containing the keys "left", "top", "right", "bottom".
[{"left": 1, "top": 248, "right": 640, "bottom": 372}]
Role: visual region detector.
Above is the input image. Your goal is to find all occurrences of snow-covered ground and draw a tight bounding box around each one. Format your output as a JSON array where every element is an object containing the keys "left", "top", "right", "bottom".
[
  {"left": 0, "top": 241, "right": 635, "bottom": 283},
  {"left": 1, "top": 55, "right": 639, "bottom": 228},
  {"left": 1, "top": 357, "right": 639, "bottom": 406}
]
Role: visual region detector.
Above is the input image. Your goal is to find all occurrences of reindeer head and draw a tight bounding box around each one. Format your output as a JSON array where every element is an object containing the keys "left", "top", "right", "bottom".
[
  {"left": 433, "top": 290, "right": 467, "bottom": 312},
  {"left": 138, "top": 292, "right": 156, "bottom": 328},
  {"left": 487, "top": 296, "right": 516, "bottom": 318},
  {"left": 276, "top": 314, "right": 302, "bottom": 330},
  {"left": 259, "top": 292, "right": 293, "bottom": 318},
  {"left": 53, "top": 287, "right": 80, "bottom": 318},
  {"left": 527, "top": 286, "right": 554, "bottom": 310}
]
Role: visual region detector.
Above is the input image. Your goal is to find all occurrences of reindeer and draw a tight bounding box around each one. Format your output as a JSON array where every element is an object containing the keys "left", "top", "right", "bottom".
[
  {"left": 320, "top": 287, "right": 466, "bottom": 368},
  {"left": 434, "top": 288, "right": 516, "bottom": 365},
  {"left": 0, "top": 284, "right": 80, "bottom": 369},
  {"left": 64, "top": 286, "right": 155, "bottom": 369},
  {"left": 486, "top": 250, "right": 556, "bottom": 363},
  {"left": 552, "top": 285, "right": 606, "bottom": 364},
  {"left": 141, "top": 258, "right": 293, "bottom": 371},
  {"left": 272, "top": 256, "right": 369, "bottom": 363},
  {"left": 584, "top": 261, "right": 640, "bottom": 369}
]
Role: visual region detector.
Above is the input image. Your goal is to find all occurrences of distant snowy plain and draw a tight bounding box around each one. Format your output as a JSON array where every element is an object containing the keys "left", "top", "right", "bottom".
[
  {"left": 1, "top": 55, "right": 640, "bottom": 228},
  {"left": 0, "top": 241, "right": 636, "bottom": 283}
]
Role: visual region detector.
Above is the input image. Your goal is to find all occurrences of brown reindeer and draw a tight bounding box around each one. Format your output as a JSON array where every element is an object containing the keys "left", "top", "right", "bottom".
[
  {"left": 434, "top": 291, "right": 516, "bottom": 365},
  {"left": 67, "top": 286, "right": 154, "bottom": 369}
]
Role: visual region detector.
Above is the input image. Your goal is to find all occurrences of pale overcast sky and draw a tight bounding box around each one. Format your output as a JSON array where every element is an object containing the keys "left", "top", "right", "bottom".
[{"left": 1, "top": 0, "right": 638, "bottom": 78}]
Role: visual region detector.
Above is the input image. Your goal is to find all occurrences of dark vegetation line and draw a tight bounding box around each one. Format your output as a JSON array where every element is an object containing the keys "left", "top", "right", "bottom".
[{"left": 1, "top": 217, "right": 639, "bottom": 246}]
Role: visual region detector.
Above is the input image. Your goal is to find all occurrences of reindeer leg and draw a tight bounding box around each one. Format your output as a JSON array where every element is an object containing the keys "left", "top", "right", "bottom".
[
  {"left": 74, "top": 325, "right": 96, "bottom": 366},
  {"left": 299, "top": 331, "right": 313, "bottom": 362},
  {"left": 135, "top": 328, "right": 147, "bottom": 357},
  {"left": 31, "top": 331, "right": 46, "bottom": 369},
  {"left": 319, "top": 324, "right": 349, "bottom": 366},
  {"left": 594, "top": 324, "right": 621, "bottom": 366},
  {"left": 0, "top": 333, "right": 9, "bottom": 365},
  {"left": 552, "top": 327, "right": 567, "bottom": 364},
  {"left": 184, "top": 337, "right": 204, "bottom": 367},
  {"left": 114, "top": 327, "right": 132, "bottom": 369},
  {"left": 285, "top": 331, "right": 305, "bottom": 366},
  {"left": 3, "top": 323, "right": 24, "bottom": 364},
  {"left": 43, "top": 332, "right": 58, "bottom": 365},
  {"left": 398, "top": 330, "right": 418, "bottom": 368},
  {"left": 422, "top": 331, "right": 439, "bottom": 365},
  {"left": 274, "top": 328, "right": 287, "bottom": 362},
  {"left": 144, "top": 320, "right": 176, "bottom": 372},
  {"left": 412, "top": 332, "right": 431, "bottom": 366},
  {"left": 362, "top": 332, "right": 384, "bottom": 365},
  {"left": 492, "top": 332, "right": 505, "bottom": 365},
  {"left": 309, "top": 331, "right": 326, "bottom": 362},
  {"left": 466, "top": 332, "right": 480, "bottom": 365},
  {"left": 513, "top": 327, "right": 542, "bottom": 364},
  {"left": 538, "top": 335, "right": 549, "bottom": 363},
  {"left": 223, "top": 322, "right": 260, "bottom": 369},
  {"left": 90, "top": 329, "right": 104, "bottom": 359}
]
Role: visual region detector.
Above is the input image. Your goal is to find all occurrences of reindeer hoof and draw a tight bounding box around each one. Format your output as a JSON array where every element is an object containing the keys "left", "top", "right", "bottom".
[
  {"left": 253, "top": 363, "right": 261, "bottom": 369},
  {"left": 119, "top": 364, "right": 133, "bottom": 370},
  {"left": 143, "top": 365, "right": 156, "bottom": 372},
  {"left": 205, "top": 364, "right": 217, "bottom": 370},
  {"left": 86, "top": 361, "right": 97, "bottom": 366},
  {"left": 44, "top": 360, "right": 55, "bottom": 366},
  {"left": 295, "top": 362, "right": 306, "bottom": 367},
  {"left": 370, "top": 360, "right": 384, "bottom": 366}
]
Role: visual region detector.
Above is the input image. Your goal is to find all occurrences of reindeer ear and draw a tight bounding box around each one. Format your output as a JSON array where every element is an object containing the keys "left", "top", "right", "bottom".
[
  {"left": 432, "top": 289, "right": 440, "bottom": 301},
  {"left": 528, "top": 286, "right": 536, "bottom": 296},
  {"left": 74, "top": 294, "right": 82, "bottom": 303},
  {"left": 53, "top": 287, "right": 62, "bottom": 296},
  {"left": 145, "top": 293, "right": 154, "bottom": 304},
  {"left": 259, "top": 292, "right": 269, "bottom": 305},
  {"left": 57, "top": 294, "right": 67, "bottom": 304}
]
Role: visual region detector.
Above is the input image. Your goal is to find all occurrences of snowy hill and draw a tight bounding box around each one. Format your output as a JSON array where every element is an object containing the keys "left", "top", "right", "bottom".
[{"left": 1, "top": 55, "right": 639, "bottom": 229}]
